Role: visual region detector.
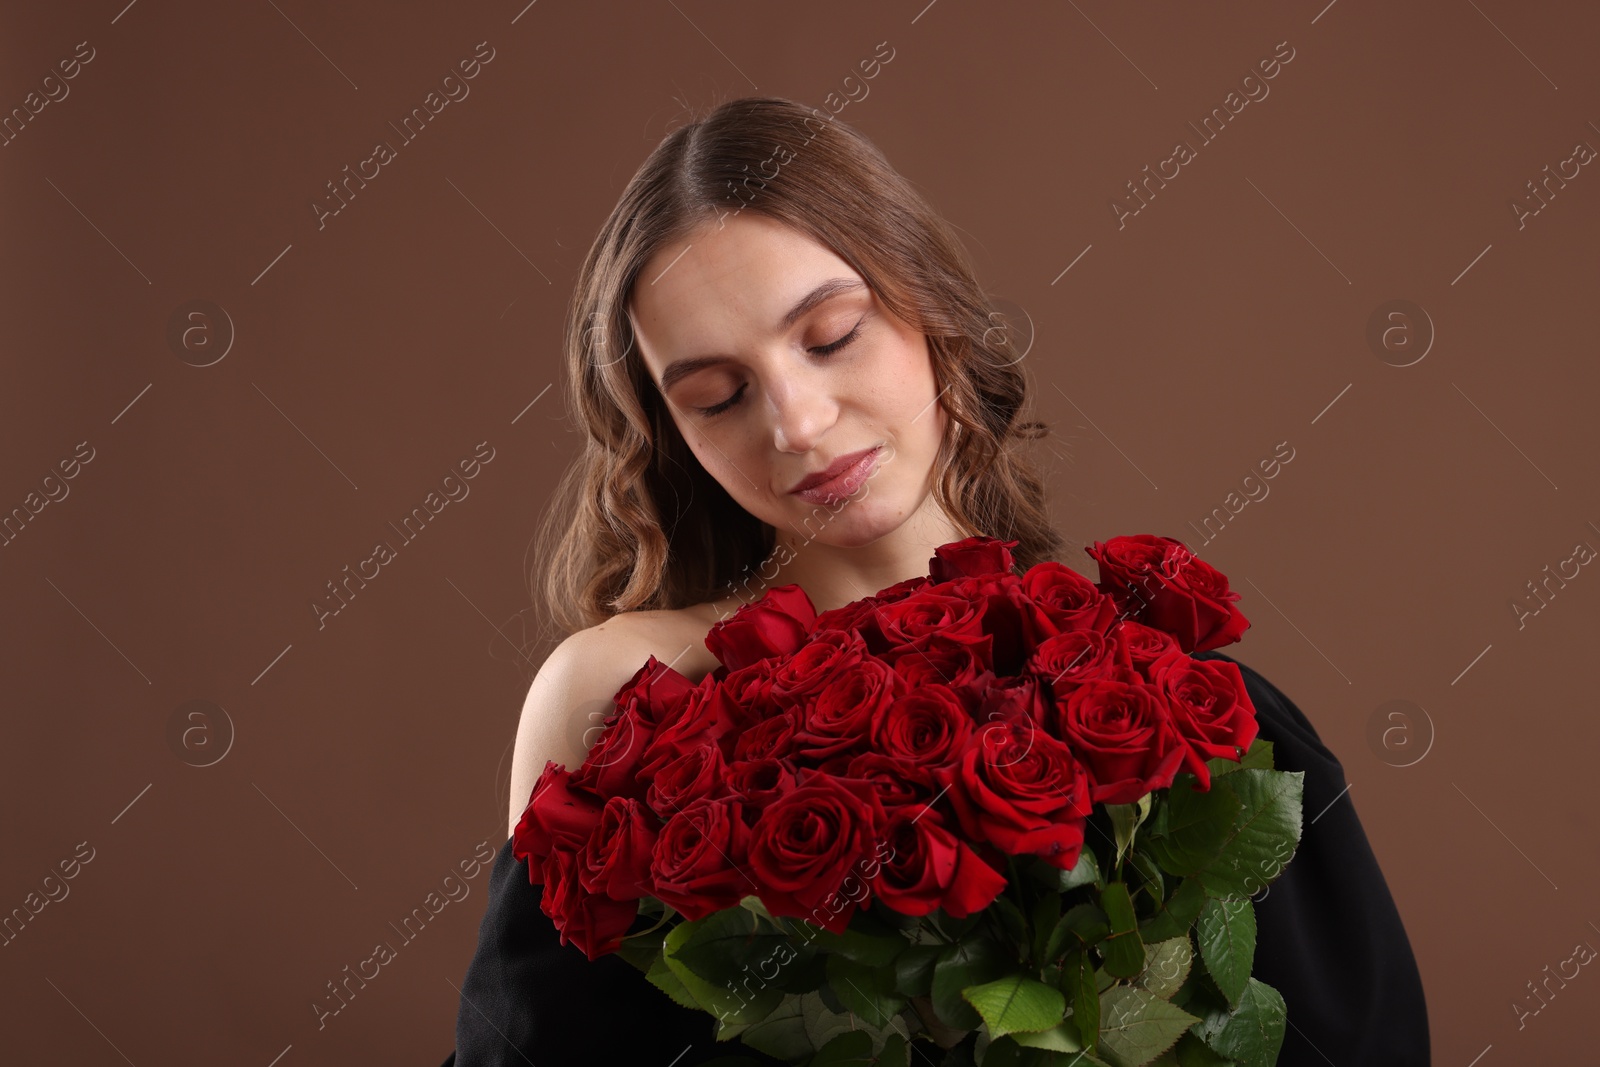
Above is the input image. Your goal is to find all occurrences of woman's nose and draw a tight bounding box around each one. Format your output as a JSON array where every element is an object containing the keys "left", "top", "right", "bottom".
[{"left": 766, "top": 370, "right": 838, "bottom": 454}]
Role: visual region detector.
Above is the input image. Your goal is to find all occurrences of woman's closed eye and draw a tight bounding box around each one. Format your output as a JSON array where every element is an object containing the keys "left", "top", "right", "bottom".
[{"left": 693, "top": 318, "right": 865, "bottom": 418}]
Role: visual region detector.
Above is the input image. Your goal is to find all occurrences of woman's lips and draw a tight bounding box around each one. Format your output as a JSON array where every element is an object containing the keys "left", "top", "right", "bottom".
[{"left": 789, "top": 445, "right": 881, "bottom": 504}]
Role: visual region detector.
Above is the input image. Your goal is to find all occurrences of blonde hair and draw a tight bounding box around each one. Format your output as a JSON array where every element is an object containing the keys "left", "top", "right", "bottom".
[{"left": 532, "top": 96, "right": 1064, "bottom": 640}]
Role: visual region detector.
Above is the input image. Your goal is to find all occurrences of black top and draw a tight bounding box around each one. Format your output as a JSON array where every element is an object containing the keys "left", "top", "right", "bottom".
[{"left": 441, "top": 651, "right": 1430, "bottom": 1065}]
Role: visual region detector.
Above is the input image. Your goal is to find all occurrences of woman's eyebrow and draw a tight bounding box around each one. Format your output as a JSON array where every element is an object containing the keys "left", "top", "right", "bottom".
[
  {"left": 779, "top": 277, "right": 865, "bottom": 329},
  {"left": 658, "top": 277, "right": 866, "bottom": 392}
]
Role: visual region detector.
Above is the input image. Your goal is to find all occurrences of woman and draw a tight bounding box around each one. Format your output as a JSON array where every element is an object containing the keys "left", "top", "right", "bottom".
[{"left": 442, "top": 97, "right": 1429, "bottom": 1066}]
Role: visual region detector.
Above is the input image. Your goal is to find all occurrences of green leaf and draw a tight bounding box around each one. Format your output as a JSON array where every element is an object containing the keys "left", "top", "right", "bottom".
[
  {"left": 614, "top": 933, "right": 664, "bottom": 974},
  {"left": 1060, "top": 948, "right": 1099, "bottom": 1049},
  {"left": 736, "top": 994, "right": 814, "bottom": 1061},
  {"left": 1204, "top": 740, "right": 1274, "bottom": 783},
  {"left": 1096, "top": 985, "right": 1202, "bottom": 1067},
  {"left": 1242, "top": 739, "right": 1275, "bottom": 770},
  {"left": 1128, "top": 850, "right": 1165, "bottom": 905},
  {"left": 645, "top": 951, "right": 701, "bottom": 1010},
  {"left": 800, "top": 990, "right": 869, "bottom": 1054},
  {"left": 1045, "top": 903, "right": 1111, "bottom": 964},
  {"left": 875, "top": 1032, "right": 910, "bottom": 1067},
  {"left": 809, "top": 1028, "right": 874, "bottom": 1066},
  {"left": 800, "top": 909, "right": 911, "bottom": 967},
  {"left": 1135, "top": 936, "right": 1193, "bottom": 1001},
  {"left": 1007, "top": 1023, "right": 1084, "bottom": 1052},
  {"left": 739, "top": 894, "right": 774, "bottom": 919},
  {"left": 892, "top": 943, "right": 942, "bottom": 998},
  {"left": 1196, "top": 897, "right": 1255, "bottom": 1010},
  {"left": 671, "top": 907, "right": 790, "bottom": 985},
  {"left": 1106, "top": 796, "right": 1153, "bottom": 869},
  {"left": 1137, "top": 877, "right": 1207, "bottom": 944},
  {"left": 662, "top": 916, "right": 785, "bottom": 1024},
  {"left": 936, "top": 909, "right": 985, "bottom": 940},
  {"left": 993, "top": 894, "right": 1030, "bottom": 953},
  {"left": 1027, "top": 849, "right": 1102, "bottom": 893},
  {"left": 773, "top": 946, "right": 831, "bottom": 994},
  {"left": 1196, "top": 978, "right": 1285, "bottom": 1067},
  {"left": 1144, "top": 778, "right": 1242, "bottom": 878},
  {"left": 1172, "top": 1031, "right": 1238, "bottom": 1066},
  {"left": 736, "top": 991, "right": 915, "bottom": 1067},
  {"left": 826, "top": 953, "right": 907, "bottom": 1029},
  {"left": 1098, "top": 883, "right": 1145, "bottom": 979},
  {"left": 959, "top": 973, "right": 1066, "bottom": 1039},
  {"left": 929, "top": 935, "right": 1011, "bottom": 1030},
  {"left": 1194, "top": 770, "right": 1304, "bottom": 899}
]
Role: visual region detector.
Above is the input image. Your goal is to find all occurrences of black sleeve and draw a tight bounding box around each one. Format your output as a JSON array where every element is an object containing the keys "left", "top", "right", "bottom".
[
  {"left": 441, "top": 834, "right": 788, "bottom": 1067},
  {"left": 1194, "top": 650, "right": 1432, "bottom": 1065}
]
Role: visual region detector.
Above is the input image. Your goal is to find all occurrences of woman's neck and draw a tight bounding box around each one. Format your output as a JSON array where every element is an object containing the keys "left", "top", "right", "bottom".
[{"left": 752, "top": 502, "right": 969, "bottom": 615}]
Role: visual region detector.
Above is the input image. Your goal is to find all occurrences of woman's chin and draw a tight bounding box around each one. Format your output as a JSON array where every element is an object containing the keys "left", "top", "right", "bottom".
[{"left": 777, "top": 496, "right": 909, "bottom": 547}]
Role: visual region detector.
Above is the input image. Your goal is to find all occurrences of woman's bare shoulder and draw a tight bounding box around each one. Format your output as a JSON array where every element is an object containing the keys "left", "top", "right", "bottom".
[
  {"left": 504, "top": 601, "right": 733, "bottom": 836},
  {"left": 568, "top": 600, "right": 734, "bottom": 672}
]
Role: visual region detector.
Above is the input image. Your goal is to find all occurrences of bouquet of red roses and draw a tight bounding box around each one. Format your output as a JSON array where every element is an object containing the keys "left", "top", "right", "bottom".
[{"left": 513, "top": 535, "right": 1304, "bottom": 1067}]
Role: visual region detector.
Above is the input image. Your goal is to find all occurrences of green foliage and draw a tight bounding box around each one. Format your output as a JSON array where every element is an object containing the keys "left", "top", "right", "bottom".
[
  {"left": 1098, "top": 883, "right": 1145, "bottom": 979},
  {"left": 1196, "top": 898, "right": 1256, "bottom": 1010},
  {"left": 960, "top": 973, "right": 1066, "bottom": 1039},
  {"left": 662, "top": 913, "right": 785, "bottom": 1026},
  {"left": 1096, "top": 985, "right": 1201, "bottom": 1067},
  {"left": 1144, "top": 770, "right": 1304, "bottom": 900},
  {"left": 1135, "top": 937, "right": 1193, "bottom": 1001},
  {"left": 930, "top": 936, "right": 1012, "bottom": 1030},
  {"left": 1192, "top": 978, "right": 1286, "bottom": 1067}
]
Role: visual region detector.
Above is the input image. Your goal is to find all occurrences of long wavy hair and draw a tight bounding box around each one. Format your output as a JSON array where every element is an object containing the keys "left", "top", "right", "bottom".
[{"left": 533, "top": 96, "right": 1065, "bottom": 639}]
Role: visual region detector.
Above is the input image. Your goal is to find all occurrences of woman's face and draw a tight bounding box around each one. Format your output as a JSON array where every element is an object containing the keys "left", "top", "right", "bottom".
[{"left": 627, "top": 213, "right": 949, "bottom": 547}]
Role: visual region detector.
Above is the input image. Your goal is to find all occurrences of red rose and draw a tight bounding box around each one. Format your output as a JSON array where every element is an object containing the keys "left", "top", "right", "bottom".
[
  {"left": 645, "top": 743, "right": 728, "bottom": 820},
  {"left": 877, "top": 574, "right": 936, "bottom": 603},
  {"left": 747, "top": 774, "right": 886, "bottom": 933},
  {"left": 650, "top": 795, "right": 757, "bottom": 921},
  {"left": 1148, "top": 649, "right": 1259, "bottom": 789},
  {"left": 812, "top": 597, "right": 889, "bottom": 646},
  {"left": 769, "top": 629, "right": 869, "bottom": 705},
  {"left": 883, "top": 632, "right": 992, "bottom": 690},
  {"left": 1018, "top": 561, "right": 1117, "bottom": 645},
  {"left": 939, "top": 719, "right": 1092, "bottom": 870},
  {"left": 1115, "top": 619, "right": 1181, "bottom": 673},
  {"left": 1058, "top": 673, "right": 1188, "bottom": 804},
  {"left": 876, "top": 684, "right": 973, "bottom": 769},
  {"left": 1028, "top": 630, "right": 1125, "bottom": 701},
  {"left": 540, "top": 846, "right": 640, "bottom": 961},
  {"left": 815, "top": 575, "right": 940, "bottom": 651},
  {"left": 610, "top": 655, "right": 698, "bottom": 726},
  {"left": 577, "top": 795, "right": 659, "bottom": 900},
  {"left": 873, "top": 589, "right": 986, "bottom": 648},
  {"left": 792, "top": 658, "right": 903, "bottom": 763},
  {"left": 1085, "top": 535, "right": 1248, "bottom": 653},
  {"left": 705, "top": 584, "right": 817, "bottom": 671},
  {"left": 873, "top": 806, "right": 1008, "bottom": 918},
  {"left": 718, "top": 659, "right": 781, "bottom": 718},
  {"left": 512, "top": 762, "right": 604, "bottom": 875},
  {"left": 1166, "top": 547, "right": 1250, "bottom": 650},
  {"left": 731, "top": 710, "right": 798, "bottom": 763},
  {"left": 971, "top": 673, "right": 1050, "bottom": 732},
  {"left": 569, "top": 704, "right": 656, "bottom": 801},
  {"left": 929, "top": 535, "right": 1019, "bottom": 582},
  {"left": 844, "top": 751, "right": 940, "bottom": 807},
  {"left": 944, "top": 572, "right": 1029, "bottom": 673},
  {"left": 637, "top": 678, "right": 752, "bottom": 781},
  {"left": 724, "top": 758, "right": 802, "bottom": 813}
]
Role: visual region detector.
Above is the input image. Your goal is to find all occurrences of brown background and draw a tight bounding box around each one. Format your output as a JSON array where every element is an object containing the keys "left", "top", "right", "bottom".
[{"left": 4, "top": 0, "right": 1597, "bottom": 1062}]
